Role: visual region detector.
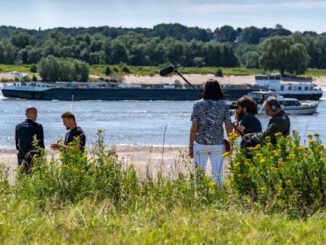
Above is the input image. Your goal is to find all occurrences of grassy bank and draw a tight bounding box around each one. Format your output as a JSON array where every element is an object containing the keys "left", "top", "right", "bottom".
[
  {"left": 0, "top": 197, "right": 325, "bottom": 244},
  {"left": 1, "top": 64, "right": 326, "bottom": 78},
  {"left": 0, "top": 132, "right": 324, "bottom": 243}
]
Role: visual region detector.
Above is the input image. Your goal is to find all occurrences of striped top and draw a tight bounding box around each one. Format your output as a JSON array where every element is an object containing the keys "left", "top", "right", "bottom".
[{"left": 191, "top": 99, "right": 231, "bottom": 145}]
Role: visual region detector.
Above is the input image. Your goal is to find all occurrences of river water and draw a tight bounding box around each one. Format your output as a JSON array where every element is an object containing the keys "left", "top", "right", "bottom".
[{"left": 0, "top": 92, "right": 325, "bottom": 147}]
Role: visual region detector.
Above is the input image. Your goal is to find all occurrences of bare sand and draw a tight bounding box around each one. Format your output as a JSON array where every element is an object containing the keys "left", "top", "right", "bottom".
[
  {"left": 0, "top": 146, "right": 190, "bottom": 182},
  {"left": 2, "top": 72, "right": 326, "bottom": 87},
  {"left": 123, "top": 74, "right": 326, "bottom": 87}
]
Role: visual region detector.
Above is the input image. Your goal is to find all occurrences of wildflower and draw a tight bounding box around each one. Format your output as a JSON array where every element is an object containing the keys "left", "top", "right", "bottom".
[
  {"left": 233, "top": 162, "right": 240, "bottom": 168},
  {"left": 309, "top": 139, "right": 315, "bottom": 145},
  {"left": 307, "top": 133, "right": 313, "bottom": 138},
  {"left": 314, "top": 133, "right": 320, "bottom": 137},
  {"left": 318, "top": 145, "right": 324, "bottom": 150},
  {"left": 296, "top": 146, "right": 306, "bottom": 151},
  {"left": 254, "top": 144, "right": 261, "bottom": 150},
  {"left": 223, "top": 152, "right": 230, "bottom": 157},
  {"left": 256, "top": 153, "right": 263, "bottom": 158},
  {"left": 209, "top": 180, "right": 216, "bottom": 189},
  {"left": 259, "top": 159, "right": 266, "bottom": 164},
  {"left": 228, "top": 132, "right": 238, "bottom": 141},
  {"left": 275, "top": 132, "right": 283, "bottom": 137}
]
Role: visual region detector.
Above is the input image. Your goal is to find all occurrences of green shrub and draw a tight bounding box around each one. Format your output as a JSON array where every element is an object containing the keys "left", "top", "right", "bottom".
[
  {"left": 228, "top": 131, "right": 326, "bottom": 216},
  {"left": 215, "top": 67, "right": 223, "bottom": 77},
  {"left": 121, "top": 65, "right": 130, "bottom": 74},
  {"left": 30, "top": 64, "right": 37, "bottom": 73},
  {"left": 104, "top": 66, "right": 112, "bottom": 75}
]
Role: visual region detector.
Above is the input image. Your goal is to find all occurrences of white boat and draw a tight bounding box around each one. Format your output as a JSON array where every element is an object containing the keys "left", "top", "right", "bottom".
[
  {"left": 248, "top": 91, "right": 318, "bottom": 115},
  {"left": 255, "top": 74, "right": 322, "bottom": 100}
]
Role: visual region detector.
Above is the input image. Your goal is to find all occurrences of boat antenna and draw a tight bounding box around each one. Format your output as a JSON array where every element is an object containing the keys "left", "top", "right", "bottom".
[{"left": 159, "top": 65, "right": 202, "bottom": 95}]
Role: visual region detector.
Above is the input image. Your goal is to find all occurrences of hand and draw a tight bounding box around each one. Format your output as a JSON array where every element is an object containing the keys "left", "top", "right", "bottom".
[
  {"left": 234, "top": 109, "right": 240, "bottom": 122},
  {"left": 189, "top": 146, "right": 194, "bottom": 158}
]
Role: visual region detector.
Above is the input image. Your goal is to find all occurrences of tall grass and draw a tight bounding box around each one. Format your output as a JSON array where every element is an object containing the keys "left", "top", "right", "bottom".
[{"left": 0, "top": 130, "right": 325, "bottom": 243}]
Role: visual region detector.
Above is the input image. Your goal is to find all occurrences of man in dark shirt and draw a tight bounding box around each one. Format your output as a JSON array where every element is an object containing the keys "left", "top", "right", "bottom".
[
  {"left": 244, "top": 97, "right": 290, "bottom": 145},
  {"left": 235, "top": 96, "right": 262, "bottom": 148},
  {"left": 51, "top": 111, "right": 86, "bottom": 151},
  {"left": 15, "top": 107, "right": 45, "bottom": 173}
]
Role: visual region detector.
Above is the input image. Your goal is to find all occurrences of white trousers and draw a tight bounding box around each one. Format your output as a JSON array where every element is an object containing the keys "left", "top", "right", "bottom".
[{"left": 193, "top": 142, "right": 225, "bottom": 187}]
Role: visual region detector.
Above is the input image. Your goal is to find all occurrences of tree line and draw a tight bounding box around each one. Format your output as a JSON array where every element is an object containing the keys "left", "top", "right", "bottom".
[{"left": 0, "top": 24, "right": 326, "bottom": 77}]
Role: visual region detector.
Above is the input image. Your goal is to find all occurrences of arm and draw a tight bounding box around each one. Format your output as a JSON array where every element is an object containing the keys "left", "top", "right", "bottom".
[
  {"left": 224, "top": 105, "right": 233, "bottom": 137},
  {"left": 225, "top": 121, "right": 233, "bottom": 137},
  {"left": 250, "top": 120, "right": 282, "bottom": 144},
  {"left": 189, "top": 121, "right": 199, "bottom": 158},
  {"left": 15, "top": 126, "right": 19, "bottom": 151},
  {"left": 39, "top": 125, "right": 45, "bottom": 149}
]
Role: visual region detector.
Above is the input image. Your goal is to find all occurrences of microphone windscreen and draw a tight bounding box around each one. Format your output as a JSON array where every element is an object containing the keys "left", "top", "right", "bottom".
[{"left": 159, "top": 66, "right": 175, "bottom": 76}]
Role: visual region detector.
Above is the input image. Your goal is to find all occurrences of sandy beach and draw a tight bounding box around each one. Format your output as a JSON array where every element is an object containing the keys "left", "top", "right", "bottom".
[
  {"left": 2, "top": 72, "right": 326, "bottom": 87},
  {"left": 0, "top": 146, "right": 190, "bottom": 182},
  {"left": 123, "top": 74, "right": 326, "bottom": 87}
]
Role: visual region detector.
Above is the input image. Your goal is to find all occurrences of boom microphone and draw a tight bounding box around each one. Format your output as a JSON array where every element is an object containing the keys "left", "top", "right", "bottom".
[{"left": 159, "top": 66, "right": 176, "bottom": 76}]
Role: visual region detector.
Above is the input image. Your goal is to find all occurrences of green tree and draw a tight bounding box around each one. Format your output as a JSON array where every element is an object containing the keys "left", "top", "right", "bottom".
[
  {"left": 38, "top": 55, "right": 60, "bottom": 81},
  {"left": 259, "top": 36, "right": 310, "bottom": 75}
]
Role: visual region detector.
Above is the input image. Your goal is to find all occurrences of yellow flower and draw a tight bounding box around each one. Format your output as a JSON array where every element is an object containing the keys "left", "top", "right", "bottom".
[
  {"left": 209, "top": 180, "right": 216, "bottom": 189},
  {"left": 275, "top": 132, "right": 283, "bottom": 137},
  {"left": 307, "top": 133, "right": 313, "bottom": 138},
  {"left": 309, "top": 139, "right": 315, "bottom": 145},
  {"left": 223, "top": 152, "right": 230, "bottom": 157},
  {"left": 259, "top": 159, "right": 266, "bottom": 164},
  {"left": 228, "top": 132, "right": 238, "bottom": 141},
  {"left": 314, "top": 133, "right": 320, "bottom": 137},
  {"left": 233, "top": 162, "right": 240, "bottom": 168},
  {"left": 296, "top": 146, "right": 306, "bottom": 151},
  {"left": 256, "top": 153, "right": 263, "bottom": 158},
  {"left": 254, "top": 144, "right": 261, "bottom": 150}
]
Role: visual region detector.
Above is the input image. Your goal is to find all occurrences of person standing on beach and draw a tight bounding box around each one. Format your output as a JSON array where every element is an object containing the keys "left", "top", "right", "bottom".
[
  {"left": 15, "top": 107, "right": 45, "bottom": 173},
  {"left": 189, "top": 79, "right": 233, "bottom": 187},
  {"left": 51, "top": 111, "right": 86, "bottom": 151}
]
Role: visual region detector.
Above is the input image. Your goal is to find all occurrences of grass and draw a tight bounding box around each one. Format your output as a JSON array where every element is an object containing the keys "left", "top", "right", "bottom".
[
  {"left": 0, "top": 131, "right": 324, "bottom": 243},
  {"left": 2, "top": 64, "right": 326, "bottom": 79},
  {"left": 0, "top": 197, "right": 325, "bottom": 244}
]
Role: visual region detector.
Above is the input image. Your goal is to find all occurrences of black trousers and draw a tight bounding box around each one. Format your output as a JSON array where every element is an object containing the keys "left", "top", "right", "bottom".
[{"left": 17, "top": 152, "right": 36, "bottom": 174}]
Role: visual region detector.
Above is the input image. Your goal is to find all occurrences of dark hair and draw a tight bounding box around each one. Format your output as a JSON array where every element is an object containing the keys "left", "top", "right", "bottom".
[
  {"left": 202, "top": 79, "right": 224, "bottom": 100},
  {"left": 61, "top": 111, "right": 76, "bottom": 121},
  {"left": 237, "top": 96, "right": 258, "bottom": 114}
]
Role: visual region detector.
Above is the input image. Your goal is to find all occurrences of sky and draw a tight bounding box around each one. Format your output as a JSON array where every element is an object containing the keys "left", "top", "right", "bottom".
[{"left": 0, "top": 0, "right": 325, "bottom": 33}]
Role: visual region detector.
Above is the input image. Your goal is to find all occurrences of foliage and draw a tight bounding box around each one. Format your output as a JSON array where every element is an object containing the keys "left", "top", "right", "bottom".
[
  {"left": 37, "top": 56, "right": 89, "bottom": 81},
  {"left": 0, "top": 130, "right": 323, "bottom": 242},
  {"left": 228, "top": 131, "right": 326, "bottom": 217},
  {"left": 215, "top": 67, "right": 223, "bottom": 77},
  {"left": 259, "top": 36, "right": 310, "bottom": 75},
  {"left": 29, "top": 64, "right": 37, "bottom": 73}
]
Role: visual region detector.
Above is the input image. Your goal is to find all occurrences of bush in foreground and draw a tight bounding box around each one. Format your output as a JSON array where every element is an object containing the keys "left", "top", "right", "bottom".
[
  {"left": 0, "top": 130, "right": 324, "bottom": 242},
  {"left": 228, "top": 131, "right": 326, "bottom": 216}
]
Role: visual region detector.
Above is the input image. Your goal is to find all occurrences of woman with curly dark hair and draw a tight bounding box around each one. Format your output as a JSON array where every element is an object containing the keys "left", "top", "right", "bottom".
[{"left": 189, "top": 79, "right": 233, "bottom": 187}]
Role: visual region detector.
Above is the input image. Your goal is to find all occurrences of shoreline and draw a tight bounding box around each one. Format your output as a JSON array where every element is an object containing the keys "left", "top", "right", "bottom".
[
  {"left": 0, "top": 145, "right": 189, "bottom": 181},
  {"left": 2, "top": 72, "right": 326, "bottom": 87}
]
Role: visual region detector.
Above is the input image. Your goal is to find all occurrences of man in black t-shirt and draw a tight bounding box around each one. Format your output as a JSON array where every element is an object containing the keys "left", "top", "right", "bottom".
[
  {"left": 51, "top": 111, "right": 86, "bottom": 151},
  {"left": 235, "top": 96, "right": 262, "bottom": 148}
]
